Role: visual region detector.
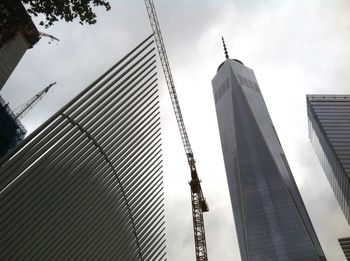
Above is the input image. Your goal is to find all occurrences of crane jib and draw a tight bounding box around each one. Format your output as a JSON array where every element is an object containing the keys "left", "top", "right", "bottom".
[{"left": 144, "top": 1, "right": 209, "bottom": 260}]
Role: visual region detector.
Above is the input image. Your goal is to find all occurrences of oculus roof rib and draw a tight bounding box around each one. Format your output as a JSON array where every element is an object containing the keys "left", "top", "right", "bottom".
[{"left": 0, "top": 34, "right": 166, "bottom": 260}]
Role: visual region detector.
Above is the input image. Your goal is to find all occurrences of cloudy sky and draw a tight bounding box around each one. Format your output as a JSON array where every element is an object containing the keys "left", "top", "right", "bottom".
[{"left": 2, "top": 0, "right": 350, "bottom": 260}]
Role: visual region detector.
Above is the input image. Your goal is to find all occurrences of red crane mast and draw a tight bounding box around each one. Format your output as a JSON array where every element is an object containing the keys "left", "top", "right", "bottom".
[{"left": 144, "top": 1, "right": 209, "bottom": 260}]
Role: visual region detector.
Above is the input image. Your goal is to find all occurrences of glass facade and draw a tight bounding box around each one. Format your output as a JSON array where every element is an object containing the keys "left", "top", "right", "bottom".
[
  {"left": 0, "top": 35, "right": 166, "bottom": 260},
  {"left": 212, "top": 59, "right": 326, "bottom": 260},
  {"left": 307, "top": 95, "right": 350, "bottom": 225},
  {"left": 0, "top": 95, "right": 26, "bottom": 158}
]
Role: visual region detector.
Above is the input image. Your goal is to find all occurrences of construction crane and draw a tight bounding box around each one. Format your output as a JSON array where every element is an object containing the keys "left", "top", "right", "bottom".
[
  {"left": 144, "top": 1, "right": 209, "bottom": 260},
  {"left": 39, "top": 32, "right": 60, "bottom": 44},
  {"left": 15, "top": 82, "right": 56, "bottom": 120}
]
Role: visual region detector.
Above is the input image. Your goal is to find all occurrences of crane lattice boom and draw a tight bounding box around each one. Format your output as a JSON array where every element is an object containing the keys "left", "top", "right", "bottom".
[
  {"left": 144, "top": 0, "right": 192, "bottom": 157},
  {"left": 15, "top": 82, "right": 56, "bottom": 120},
  {"left": 144, "top": 1, "right": 208, "bottom": 260}
]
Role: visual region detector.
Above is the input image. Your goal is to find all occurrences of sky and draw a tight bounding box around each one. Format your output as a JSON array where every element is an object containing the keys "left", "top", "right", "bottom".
[{"left": 1, "top": 0, "right": 350, "bottom": 260}]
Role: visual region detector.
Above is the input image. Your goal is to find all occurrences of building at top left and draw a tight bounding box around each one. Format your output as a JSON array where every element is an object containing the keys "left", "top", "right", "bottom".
[{"left": 0, "top": 0, "right": 40, "bottom": 91}]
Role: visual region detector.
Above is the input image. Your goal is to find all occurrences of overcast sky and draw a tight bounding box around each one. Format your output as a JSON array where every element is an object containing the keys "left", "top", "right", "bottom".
[{"left": 2, "top": 0, "right": 350, "bottom": 260}]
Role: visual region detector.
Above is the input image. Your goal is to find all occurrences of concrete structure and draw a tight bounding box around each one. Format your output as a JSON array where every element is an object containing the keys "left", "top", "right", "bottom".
[
  {"left": 212, "top": 58, "right": 326, "bottom": 260},
  {"left": 0, "top": 0, "right": 40, "bottom": 90},
  {"left": 307, "top": 95, "right": 350, "bottom": 224},
  {"left": 0, "top": 95, "right": 26, "bottom": 158},
  {"left": 0, "top": 35, "right": 166, "bottom": 260}
]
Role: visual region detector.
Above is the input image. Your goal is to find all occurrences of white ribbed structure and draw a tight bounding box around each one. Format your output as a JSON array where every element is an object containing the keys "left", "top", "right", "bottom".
[{"left": 0, "top": 35, "right": 166, "bottom": 260}]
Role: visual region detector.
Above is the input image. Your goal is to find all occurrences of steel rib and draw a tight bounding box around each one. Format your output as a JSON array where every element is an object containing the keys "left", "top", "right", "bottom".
[{"left": 0, "top": 35, "right": 165, "bottom": 260}]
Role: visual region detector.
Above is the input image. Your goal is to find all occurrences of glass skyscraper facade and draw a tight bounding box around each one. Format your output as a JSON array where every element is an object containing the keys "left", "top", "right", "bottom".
[
  {"left": 212, "top": 59, "right": 326, "bottom": 260},
  {"left": 307, "top": 95, "right": 350, "bottom": 225},
  {"left": 0, "top": 95, "right": 26, "bottom": 158},
  {"left": 0, "top": 35, "right": 166, "bottom": 260}
]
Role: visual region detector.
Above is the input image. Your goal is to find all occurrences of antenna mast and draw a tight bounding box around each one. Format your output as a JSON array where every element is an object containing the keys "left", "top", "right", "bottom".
[{"left": 222, "top": 36, "right": 229, "bottom": 59}]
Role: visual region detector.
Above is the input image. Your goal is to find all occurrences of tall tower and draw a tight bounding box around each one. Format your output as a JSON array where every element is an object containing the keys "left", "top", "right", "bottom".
[
  {"left": 307, "top": 94, "right": 350, "bottom": 224},
  {"left": 212, "top": 48, "right": 326, "bottom": 260},
  {"left": 0, "top": 95, "right": 26, "bottom": 158},
  {"left": 0, "top": 0, "right": 40, "bottom": 90}
]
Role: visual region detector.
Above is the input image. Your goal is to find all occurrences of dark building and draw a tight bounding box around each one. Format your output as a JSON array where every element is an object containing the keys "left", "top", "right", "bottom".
[
  {"left": 212, "top": 57, "right": 326, "bottom": 260},
  {"left": 0, "top": 35, "right": 166, "bottom": 260},
  {"left": 0, "top": 95, "right": 26, "bottom": 158},
  {"left": 339, "top": 237, "right": 350, "bottom": 261},
  {"left": 0, "top": 0, "right": 40, "bottom": 90},
  {"left": 307, "top": 95, "right": 350, "bottom": 224},
  {"left": 0, "top": 0, "right": 38, "bottom": 157}
]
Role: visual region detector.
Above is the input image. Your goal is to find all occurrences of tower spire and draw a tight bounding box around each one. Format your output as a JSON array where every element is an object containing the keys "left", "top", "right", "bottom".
[{"left": 222, "top": 36, "right": 229, "bottom": 59}]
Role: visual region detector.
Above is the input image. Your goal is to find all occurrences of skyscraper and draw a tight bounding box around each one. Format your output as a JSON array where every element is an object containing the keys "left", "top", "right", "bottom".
[
  {"left": 0, "top": 0, "right": 40, "bottom": 90},
  {"left": 212, "top": 54, "right": 326, "bottom": 260},
  {"left": 0, "top": 95, "right": 26, "bottom": 158},
  {"left": 307, "top": 94, "right": 350, "bottom": 224},
  {"left": 0, "top": 35, "right": 166, "bottom": 260}
]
